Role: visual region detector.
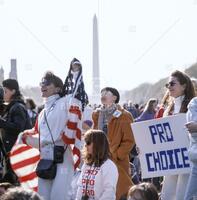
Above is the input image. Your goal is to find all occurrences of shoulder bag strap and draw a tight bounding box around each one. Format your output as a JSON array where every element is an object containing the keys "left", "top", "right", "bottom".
[{"left": 43, "top": 110, "right": 55, "bottom": 146}]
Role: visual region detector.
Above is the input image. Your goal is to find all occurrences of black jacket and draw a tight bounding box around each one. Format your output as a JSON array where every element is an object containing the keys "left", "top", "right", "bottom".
[{"left": 0, "top": 100, "right": 32, "bottom": 152}]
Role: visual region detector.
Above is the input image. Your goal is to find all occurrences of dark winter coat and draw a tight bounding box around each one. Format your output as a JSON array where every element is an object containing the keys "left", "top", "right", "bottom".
[{"left": 0, "top": 100, "right": 32, "bottom": 152}]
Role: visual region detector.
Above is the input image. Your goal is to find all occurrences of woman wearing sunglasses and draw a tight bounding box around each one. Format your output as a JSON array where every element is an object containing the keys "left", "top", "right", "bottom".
[
  {"left": 161, "top": 70, "right": 195, "bottom": 200},
  {"left": 21, "top": 58, "right": 88, "bottom": 200},
  {"left": 76, "top": 129, "right": 118, "bottom": 200}
]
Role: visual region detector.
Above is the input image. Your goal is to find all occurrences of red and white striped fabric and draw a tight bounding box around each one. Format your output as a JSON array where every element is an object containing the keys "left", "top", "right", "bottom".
[
  {"left": 9, "top": 142, "right": 40, "bottom": 191},
  {"left": 9, "top": 104, "right": 82, "bottom": 190},
  {"left": 62, "top": 105, "right": 82, "bottom": 169}
]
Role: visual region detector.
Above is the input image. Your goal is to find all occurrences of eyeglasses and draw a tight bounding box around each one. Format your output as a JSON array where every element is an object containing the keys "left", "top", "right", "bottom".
[
  {"left": 101, "top": 90, "right": 113, "bottom": 97},
  {"left": 39, "top": 79, "right": 52, "bottom": 87},
  {"left": 165, "top": 81, "right": 177, "bottom": 88}
]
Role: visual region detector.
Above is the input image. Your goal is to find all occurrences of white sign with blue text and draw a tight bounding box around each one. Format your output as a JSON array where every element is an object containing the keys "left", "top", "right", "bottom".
[{"left": 131, "top": 113, "right": 190, "bottom": 178}]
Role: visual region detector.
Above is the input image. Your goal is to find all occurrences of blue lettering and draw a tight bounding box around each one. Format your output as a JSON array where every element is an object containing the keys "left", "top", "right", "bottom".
[
  {"left": 181, "top": 147, "right": 190, "bottom": 168},
  {"left": 163, "top": 122, "right": 174, "bottom": 142},
  {"left": 166, "top": 150, "right": 176, "bottom": 169},
  {"left": 174, "top": 148, "right": 183, "bottom": 168},
  {"left": 145, "top": 153, "right": 154, "bottom": 172},
  {"left": 153, "top": 152, "right": 161, "bottom": 171},
  {"left": 145, "top": 148, "right": 189, "bottom": 173},
  {"left": 149, "top": 125, "right": 157, "bottom": 144},
  {"left": 156, "top": 124, "right": 166, "bottom": 143},
  {"left": 159, "top": 151, "right": 168, "bottom": 170},
  {"left": 149, "top": 123, "right": 174, "bottom": 144}
]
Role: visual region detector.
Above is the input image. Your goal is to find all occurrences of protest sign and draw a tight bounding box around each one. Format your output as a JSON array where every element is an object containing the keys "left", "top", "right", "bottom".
[{"left": 131, "top": 114, "right": 190, "bottom": 178}]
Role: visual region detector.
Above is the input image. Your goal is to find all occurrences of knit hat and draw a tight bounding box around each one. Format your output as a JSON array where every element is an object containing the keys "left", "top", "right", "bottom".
[
  {"left": 2, "top": 79, "right": 19, "bottom": 91},
  {"left": 101, "top": 87, "right": 120, "bottom": 103}
]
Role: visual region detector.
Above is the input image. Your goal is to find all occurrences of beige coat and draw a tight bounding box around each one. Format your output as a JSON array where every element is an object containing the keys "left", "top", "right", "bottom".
[{"left": 93, "top": 106, "right": 135, "bottom": 200}]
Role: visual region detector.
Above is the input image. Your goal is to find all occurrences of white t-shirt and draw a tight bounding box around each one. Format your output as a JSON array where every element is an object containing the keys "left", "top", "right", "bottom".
[{"left": 76, "top": 159, "right": 118, "bottom": 200}]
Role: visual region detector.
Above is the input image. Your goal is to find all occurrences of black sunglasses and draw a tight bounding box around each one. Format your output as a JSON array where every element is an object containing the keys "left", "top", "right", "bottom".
[
  {"left": 165, "top": 81, "right": 177, "bottom": 88},
  {"left": 85, "top": 141, "right": 91, "bottom": 146}
]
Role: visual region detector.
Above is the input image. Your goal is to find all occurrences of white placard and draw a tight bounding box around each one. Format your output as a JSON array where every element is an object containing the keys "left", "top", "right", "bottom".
[{"left": 131, "top": 113, "right": 190, "bottom": 178}]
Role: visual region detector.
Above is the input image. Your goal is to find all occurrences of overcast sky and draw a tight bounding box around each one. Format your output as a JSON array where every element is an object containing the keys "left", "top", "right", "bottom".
[{"left": 0, "top": 0, "right": 197, "bottom": 94}]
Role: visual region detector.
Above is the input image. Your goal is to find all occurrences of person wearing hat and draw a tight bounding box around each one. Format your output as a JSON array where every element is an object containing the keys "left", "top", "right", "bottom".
[
  {"left": 0, "top": 79, "right": 32, "bottom": 184},
  {"left": 92, "top": 87, "right": 135, "bottom": 200}
]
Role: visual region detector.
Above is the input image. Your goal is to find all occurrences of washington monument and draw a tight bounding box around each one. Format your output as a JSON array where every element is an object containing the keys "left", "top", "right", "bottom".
[{"left": 92, "top": 14, "right": 100, "bottom": 103}]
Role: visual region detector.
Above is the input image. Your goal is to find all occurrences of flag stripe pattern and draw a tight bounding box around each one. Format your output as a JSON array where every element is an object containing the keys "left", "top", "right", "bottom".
[
  {"left": 62, "top": 105, "right": 82, "bottom": 169},
  {"left": 10, "top": 143, "right": 40, "bottom": 191},
  {"left": 9, "top": 102, "right": 82, "bottom": 191}
]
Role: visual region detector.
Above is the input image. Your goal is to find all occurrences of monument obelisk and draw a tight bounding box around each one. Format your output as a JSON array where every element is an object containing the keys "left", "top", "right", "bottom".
[{"left": 92, "top": 14, "right": 100, "bottom": 103}]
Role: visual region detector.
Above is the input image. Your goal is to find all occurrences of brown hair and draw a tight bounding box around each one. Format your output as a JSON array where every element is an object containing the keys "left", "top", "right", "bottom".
[
  {"left": 160, "top": 91, "right": 171, "bottom": 107},
  {"left": 166, "top": 70, "right": 195, "bottom": 114},
  {"left": 144, "top": 98, "right": 158, "bottom": 113},
  {"left": 42, "top": 71, "right": 63, "bottom": 96},
  {"left": 26, "top": 98, "right": 36, "bottom": 110},
  {"left": 101, "top": 87, "right": 120, "bottom": 103},
  {"left": 0, "top": 187, "right": 42, "bottom": 200},
  {"left": 128, "top": 182, "right": 158, "bottom": 200},
  {"left": 2, "top": 79, "right": 23, "bottom": 100},
  {"left": 83, "top": 129, "right": 110, "bottom": 167}
]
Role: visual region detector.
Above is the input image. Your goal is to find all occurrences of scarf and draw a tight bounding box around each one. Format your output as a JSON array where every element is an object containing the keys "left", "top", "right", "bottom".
[{"left": 98, "top": 104, "right": 117, "bottom": 134}]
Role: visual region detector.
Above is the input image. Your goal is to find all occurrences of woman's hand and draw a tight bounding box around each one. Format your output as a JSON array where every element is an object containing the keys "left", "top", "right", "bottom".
[
  {"left": 185, "top": 121, "right": 197, "bottom": 134},
  {"left": 21, "top": 129, "right": 35, "bottom": 144}
]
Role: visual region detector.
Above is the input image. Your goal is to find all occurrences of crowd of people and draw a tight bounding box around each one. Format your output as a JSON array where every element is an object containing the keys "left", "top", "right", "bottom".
[{"left": 0, "top": 59, "right": 196, "bottom": 200}]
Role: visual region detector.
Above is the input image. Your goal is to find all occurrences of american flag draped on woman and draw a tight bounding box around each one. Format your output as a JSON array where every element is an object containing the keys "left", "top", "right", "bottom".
[{"left": 9, "top": 58, "right": 88, "bottom": 200}]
